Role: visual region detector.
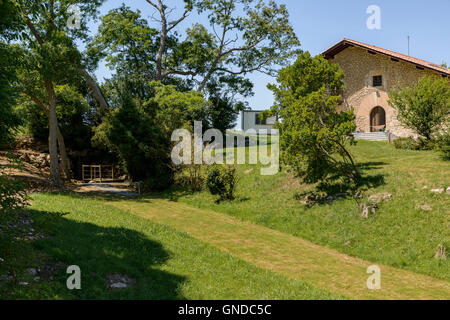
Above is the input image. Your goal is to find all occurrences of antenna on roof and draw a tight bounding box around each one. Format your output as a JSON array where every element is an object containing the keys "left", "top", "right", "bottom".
[{"left": 407, "top": 35, "right": 410, "bottom": 56}]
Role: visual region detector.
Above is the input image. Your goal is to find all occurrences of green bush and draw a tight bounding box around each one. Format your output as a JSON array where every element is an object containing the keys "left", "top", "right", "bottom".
[
  {"left": 437, "top": 133, "right": 450, "bottom": 159},
  {"left": 394, "top": 137, "right": 438, "bottom": 151},
  {"left": 0, "top": 156, "right": 28, "bottom": 211},
  {"left": 102, "top": 95, "right": 174, "bottom": 191},
  {"left": 206, "top": 165, "right": 237, "bottom": 201},
  {"left": 389, "top": 75, "right": 450, "bottom": 141},
  {"left": 394, "top": 137, "right": 418, "bottom": 150},
  {"left": 175, "top": 164, "right": 205, "bottom": 193}
]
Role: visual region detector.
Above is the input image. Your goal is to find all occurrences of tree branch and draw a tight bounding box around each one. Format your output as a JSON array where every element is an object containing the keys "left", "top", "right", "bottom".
[
  {"left": 76, "top": 68, "right": 109, "bottom": 113},
  {"left": 22, "top": 12, "right": 44, "bottom": 45},
  {"left": 167, "top": 9, "right": 189, "bottom": 32}
]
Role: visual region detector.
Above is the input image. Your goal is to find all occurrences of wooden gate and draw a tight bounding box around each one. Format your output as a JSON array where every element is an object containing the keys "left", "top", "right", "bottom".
[{"left": 82, "top": 165, "right": 115, "bottom": 182}]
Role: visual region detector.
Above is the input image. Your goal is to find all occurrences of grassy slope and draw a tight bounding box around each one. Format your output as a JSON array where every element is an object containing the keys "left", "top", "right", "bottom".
[
  {"left": 168, "top": 141, "right": 450, "bottom": 281},
  {"left": 1, "top": 194, "right": 340, "bottom": 300},
  {"left": 108, "top": 197, "right": 450, "bottom": 300}
]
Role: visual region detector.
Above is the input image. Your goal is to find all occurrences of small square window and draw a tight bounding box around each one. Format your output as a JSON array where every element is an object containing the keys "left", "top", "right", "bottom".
[
  {"left": 373, "top": 75, "right": 383, "bottom": 87},
  {"left": 255, "top": 113, "right": 266, "bottom": 125}
]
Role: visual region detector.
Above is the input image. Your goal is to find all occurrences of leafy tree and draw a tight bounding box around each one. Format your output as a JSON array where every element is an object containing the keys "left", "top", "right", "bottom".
[
  {"left": 0, "top": 1, "right": 22, "bottom": 147},
  {"left": 145, "top": 0, "right": 300, "bottom": 91},
  {"left": 5, "top": 0, "right": 106, "bottom": 186},
  {"left": 104, "top": 95, "right": 174, "bottom": 190},
  {"left": 91, "top": 1, "right": 300, "bottom": 132},
  {"left": 205, "top": 75, "right": 252, "bottom": 134},
  {"left": 87, "top": 5, "right": 161, "bottom": 106},
  {"left": 389, "top": 75, "right": 450, "bottom": 140},
  {"left": 268, "top": 52, "right": 359, "bottom": 184},
  {"left": 16, "top": 84, "right": 92, "bottom": 151},
  {"left": 95, "top": 82, "right": 210, "bottom": 190},
  {"left": 0, "top": 154, "right": 28, "bottom": 211},
  {"left": 0, "top": 43, "right": 21, "bottom": 147},
  {"left": 147, "top": 81, "right": 211, "bottom": 136}
]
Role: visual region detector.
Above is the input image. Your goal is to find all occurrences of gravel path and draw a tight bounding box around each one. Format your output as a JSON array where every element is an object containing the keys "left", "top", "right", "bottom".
[{"left": 82, "top": 183, "right": 138, "bottom": 196}]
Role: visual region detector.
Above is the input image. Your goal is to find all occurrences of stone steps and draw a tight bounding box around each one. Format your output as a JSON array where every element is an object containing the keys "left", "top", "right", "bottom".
[{"left": 354, "top": 132, "right": 389, "bottom": 141}]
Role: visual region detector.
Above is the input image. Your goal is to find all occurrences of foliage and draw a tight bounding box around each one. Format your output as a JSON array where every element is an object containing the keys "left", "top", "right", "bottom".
[
  {"left": 3, "top": 0, "right": 107, "bottom": 186},
  {"left": 389, "top": 75, "right": 450, "bottom": 140},
  {"left": 0, "top": 43, "right": 21, "bottom": 147},
  {"left": 104, "top": 95, "right": 173, "bottom": 191},
  {"left": 87, "top": 5, "right": 161, "bottom": 106},
  {"left": 176, "top": 164, "right": 205, "bottom": 193},
  {"left": 393, "top": 137, "right": 421, "bottom": 150},
  {"left": 89, "top": 0, "right": 300, "bottom": 132},
  {"left": 0, "top": 155, "right": 27, "bottom": 211},
  {"left": 147, "top": 81, "right": 211, "bottom": 135},
  {"left": 206, "top": 165, "right": 237, "bottom": 201},
  {"left": 96, "top": 81, "right": 211, "bottom": 190},
  {"left": 206, "top": 77, "right": 250, "bottom": 134},
  {"left": 393, "top": 136, "right": 438, "bottom": 151},
  {"left": 268, "top": 52, "right": 359, "bottom": 184},
  {"left": 436, "top": 133, "right": 450, "bottom": 159},
  {"left": 16, "top": 84, "right": 92, "bottom": 150}
]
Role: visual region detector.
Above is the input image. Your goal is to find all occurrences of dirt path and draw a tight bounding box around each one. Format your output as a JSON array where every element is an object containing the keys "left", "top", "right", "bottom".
[
  {"left": 80, "top": 183, "right": 138, "bottom": 196},
  {"left": 106, "top": 197, "right": 450, "bottom": 300}
]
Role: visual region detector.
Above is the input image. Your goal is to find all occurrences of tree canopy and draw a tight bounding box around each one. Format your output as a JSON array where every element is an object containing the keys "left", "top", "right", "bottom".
[
  {"left": 268, "top": 52, "right": 359, "bottom": 184},
  {"left": 389, "top": 75, "right": 450, "bottom": 140}
]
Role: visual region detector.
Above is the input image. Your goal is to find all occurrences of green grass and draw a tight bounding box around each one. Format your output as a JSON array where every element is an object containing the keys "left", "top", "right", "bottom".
[
  {"left": 0, "top": 193, "right": 341, "bottom": 300},
  {"left": 106, "top": 196, "right": 450, "bottom": 299},
  {"left": 166, "top": 141, "right": 450, "bottom": 281}
]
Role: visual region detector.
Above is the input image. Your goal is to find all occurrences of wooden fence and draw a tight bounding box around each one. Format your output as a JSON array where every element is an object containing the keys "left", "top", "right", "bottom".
[{"left": 82, "top": 165, "right": 115, "bottom": 182}]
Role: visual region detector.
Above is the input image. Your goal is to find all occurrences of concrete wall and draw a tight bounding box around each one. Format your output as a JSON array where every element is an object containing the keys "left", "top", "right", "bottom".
[
  {"left": 241, "top": 111, "right": 277, "bottom": 133},
  {"left": 329, "top": 46, "right": 440, "bottom": 137}
]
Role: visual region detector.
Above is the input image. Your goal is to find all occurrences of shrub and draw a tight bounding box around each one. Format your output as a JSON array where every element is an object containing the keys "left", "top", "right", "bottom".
[
  {"left": 437, "top": 133, "right": 450, "bottom": 159},
  {"left": 393, "top": 137, "right": 420, "bottom": 150},
  {"left": 206, "top": 165, "right": 237, "bottom": 201},
  {"left": 0, "top": 156, "right": 28, "bottom": 211},
  {"left": 102, "top": 95, "right": 174, "bottom": 191},
  {"left": 394, "top": 137, "right": 437, "bottom": 151},
  {"left": 175, "top": 164, "right": 205, "bottom": 192},
  {"left": 389, "top": 75, "right": 450, "bottom": 141}
]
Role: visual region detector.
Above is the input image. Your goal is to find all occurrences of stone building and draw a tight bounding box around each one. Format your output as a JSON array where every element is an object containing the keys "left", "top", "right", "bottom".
[{"left": 322, "top": 39, "right": 450, "bottom": 138}]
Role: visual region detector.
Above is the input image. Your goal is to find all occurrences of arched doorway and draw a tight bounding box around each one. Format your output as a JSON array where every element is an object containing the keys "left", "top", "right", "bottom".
[{"left": 370, "top": 106, "right": 386, "bottom": 132}]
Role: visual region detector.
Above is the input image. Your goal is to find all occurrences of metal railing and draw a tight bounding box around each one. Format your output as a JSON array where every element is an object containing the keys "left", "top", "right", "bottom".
[{"left": 82, "top": 165, "right": 115, "bottom": 182}]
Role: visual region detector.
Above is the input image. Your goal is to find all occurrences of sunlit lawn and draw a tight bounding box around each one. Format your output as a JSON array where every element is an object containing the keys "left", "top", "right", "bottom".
[{"left": 168, "top": 141, "right": 450, "bottom": 281}]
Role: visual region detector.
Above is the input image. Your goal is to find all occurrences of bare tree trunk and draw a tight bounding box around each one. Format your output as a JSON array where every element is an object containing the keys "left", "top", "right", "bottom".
[
  {"left": 77, "top": 68, "right": 108, "bottom": 114},
  {"left": 57, "top": 127, "right": 71, "bottom": 179},
  {"left": 155, "top": 13, "right": 167, "bottom": 81},
  {"left": 45, "top": 80, "right": 63, "bottom": 188},
  {"left": 146, "top": 0, "right": 190, "bottom": 81}
]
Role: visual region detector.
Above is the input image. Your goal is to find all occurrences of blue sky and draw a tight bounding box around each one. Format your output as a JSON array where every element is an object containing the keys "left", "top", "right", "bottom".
[{"left": 87, "top": 0, "right": 450, "bottom": 125}]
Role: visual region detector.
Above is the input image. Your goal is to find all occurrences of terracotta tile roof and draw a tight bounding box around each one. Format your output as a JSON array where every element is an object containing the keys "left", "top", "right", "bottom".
[{"left": 322, "top": 38, "right": 450, "bottom": 76}]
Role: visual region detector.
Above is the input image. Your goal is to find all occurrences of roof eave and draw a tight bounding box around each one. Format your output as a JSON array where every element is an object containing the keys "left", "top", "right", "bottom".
[{"left": 322, "top": 39, "right": 450, "bottom": 76}]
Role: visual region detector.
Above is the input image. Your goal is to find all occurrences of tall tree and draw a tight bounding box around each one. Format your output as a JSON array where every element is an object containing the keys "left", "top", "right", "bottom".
[
  {"left": 6, "top": 0, "right": 105, "bottom": 186},
  {"left": 91, "top": 1, "right": 300, "bottom": 132},
  {"left": 268, "top": 52, "right": 359, "bottom": 184},
  {"left": 0, "top": 0, "right": 21, "bottom": 146},
  {"left": 145, "top": 0, "right": 300, "bottom": 92}
]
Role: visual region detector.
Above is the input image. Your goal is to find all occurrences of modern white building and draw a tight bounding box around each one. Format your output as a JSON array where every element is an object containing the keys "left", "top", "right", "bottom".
[{"left": 241, "top": 110, "right": 278, "bottom": 133}]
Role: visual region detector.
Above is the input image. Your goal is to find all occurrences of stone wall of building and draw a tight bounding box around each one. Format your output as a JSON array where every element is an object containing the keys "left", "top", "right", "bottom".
[{"left": 328, "top": 46, "right": 439, "bottom": 137}]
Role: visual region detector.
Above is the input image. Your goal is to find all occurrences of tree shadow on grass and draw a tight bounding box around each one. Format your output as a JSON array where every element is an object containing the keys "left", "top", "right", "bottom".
[
  {"left": 296, "top": 161, "right": 387, "bottom": 206},
  {"left": 18, "top": 209, "right": 186, "bottom": 300}
]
